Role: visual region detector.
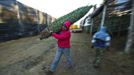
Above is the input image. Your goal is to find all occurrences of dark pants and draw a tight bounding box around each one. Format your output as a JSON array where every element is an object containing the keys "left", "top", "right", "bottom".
[{"left": 93, "top": 48, "right": 106, "bottom": 66}]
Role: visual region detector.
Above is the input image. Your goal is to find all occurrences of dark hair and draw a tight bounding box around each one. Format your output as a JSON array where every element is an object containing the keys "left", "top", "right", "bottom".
[{"left": 63, "top": 24, "right": 68, "bottom": 29}]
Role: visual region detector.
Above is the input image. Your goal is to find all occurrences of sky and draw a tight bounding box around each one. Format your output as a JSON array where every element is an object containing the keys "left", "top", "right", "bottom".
[{"left": 17, "top": 0, "right": 103, "bottom": 24}]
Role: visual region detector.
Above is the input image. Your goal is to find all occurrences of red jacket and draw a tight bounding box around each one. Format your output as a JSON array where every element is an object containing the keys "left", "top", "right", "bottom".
[{"left": 52, "top": 31, "right": 71, "bottom": 48}]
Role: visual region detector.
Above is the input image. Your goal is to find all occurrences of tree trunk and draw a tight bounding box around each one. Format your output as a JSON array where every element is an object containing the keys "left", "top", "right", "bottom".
[
  {"left": 125, "top": 0, "right": 134, "bottom": 54},
  {"left": 100, "top": 4, "right": 107, "bottom": 26}
]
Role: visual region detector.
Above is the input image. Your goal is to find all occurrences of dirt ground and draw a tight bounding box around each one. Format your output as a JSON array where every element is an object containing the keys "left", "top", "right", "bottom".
[{"left": 0, "top": 33, "right": 134, "bottom": 75}]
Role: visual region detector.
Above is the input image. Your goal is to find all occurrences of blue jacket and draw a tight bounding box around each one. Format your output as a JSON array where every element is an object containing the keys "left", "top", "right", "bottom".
[{"left": 91, "top": 26, "right": 111, "bottom": 48}]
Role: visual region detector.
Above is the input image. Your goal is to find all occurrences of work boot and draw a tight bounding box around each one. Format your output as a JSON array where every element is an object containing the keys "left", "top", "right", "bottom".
[
  {"left": 93, "top": 63, "right": 100, "bottom": 68},
  {"left": 46, "top": 70, "right": 54, "bottom": 75}
]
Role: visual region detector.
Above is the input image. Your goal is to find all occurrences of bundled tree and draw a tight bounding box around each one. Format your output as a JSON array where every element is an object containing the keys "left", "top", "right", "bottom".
[{"left": 39, "top": 5, "right": 93, "bottom": 39}]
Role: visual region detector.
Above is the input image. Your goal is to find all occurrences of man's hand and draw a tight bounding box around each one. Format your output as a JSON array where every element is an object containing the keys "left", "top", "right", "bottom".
[{"left": 49, "top": 31, "right": 53, "bottom": 36}]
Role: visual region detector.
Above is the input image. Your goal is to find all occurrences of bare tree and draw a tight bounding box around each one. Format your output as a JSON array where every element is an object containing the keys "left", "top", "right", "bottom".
[{"left": 125, "top": 0, "right": 134, "bottom": 54}]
